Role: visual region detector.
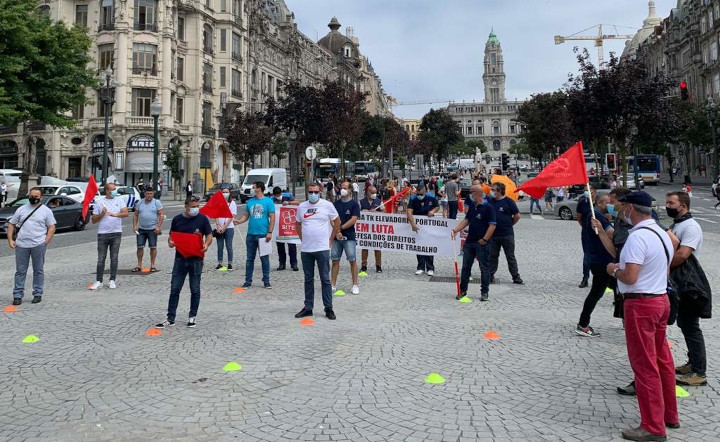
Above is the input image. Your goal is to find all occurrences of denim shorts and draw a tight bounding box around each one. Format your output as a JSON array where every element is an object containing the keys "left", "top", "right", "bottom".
[
  {"left": 331, "top": 239, "right": 357, "bottom": 262},
  {"left": 136, "top": 229, "right": 158, "bottom": 248}
]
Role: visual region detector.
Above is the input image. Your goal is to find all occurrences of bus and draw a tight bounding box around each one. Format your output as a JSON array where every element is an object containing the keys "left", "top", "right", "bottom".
[
  {"left": 354, "top": 161, "right": 378, "bottom": 179},
  {"left": 314, "top": 158, "right": 354, "bottom": 182},
  {"left": 627, "top": 154, "right": 662, "bottom": 184}
]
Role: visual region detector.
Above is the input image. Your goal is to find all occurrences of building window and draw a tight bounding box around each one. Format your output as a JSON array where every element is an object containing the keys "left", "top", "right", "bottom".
[
  {"left": 203, "top": 24, "right": 213, "bottom": 54},
  {"left": 177, "top": 57, "right": 184, "bottom": 81},
  {"left": 493, "top": 122, "right": 500, "bottom": 134},
  {"left": 220, "top": 29, "right": 227, "bottom": 52},
  {"left": 177, "top": 16, "right": 185, "bottom": 41},
  {"left": 232, "top": 69, "right": 241, "bottom": 97},
  {"left": 220, "top": 67, "right": 226, "bottom": 87},
  {"left": 466, "top": 127, "right": 473, "bottom": 135},
  {"left": 710, "top": 10, "right": 714, "bottom": 29},
  {"left": 509, "top": 139, "right": 517, "bottom": 149},
  {"left": 493, "top": 140, "right": 501, "bottom": 151},
  {"left": 203, "top": 63, "right": 213, "bottom": 93},
  {"left": 714, "top": 74, "right": 720, "bottom": 95},
  {"left": 75, "top": 4, "right": 88, "bottom": 27},
  {"left": 100, "top": 0, "right": 115, "bottom": 31},
  {"left": 132, "top": 43, "right": 157, "bottom": 75},
  {"left": 343, "top": 44, "right": 352, "bottom": 57},
  {"left": 712, "top": 41, "right": 718, "bottom": 62},
  {"left": 510, "top": 124, "right": 516, "bottom": 134},
  {"left": 37, "top": 5, "right": 50, "bottom": 18},
  {"left": 98, "top": 43, "right": 114, "bottom": 70},
  {"left": 134, "top": 0, "right": 157, "bottom": 31},
  {"left": 202, "top": 101, "right": 213, "bottom": 131},
  {"left": 232, "top": 33, "right": 242, "bottom": 60},
  {"left": 702, "top": 16, "right": 708, "bottom": 34},
  {"left": 221, "top": 0, "right": 227, "bottom": 12},
  {"left": 72, "top": 103, "right": 85, "bottom": 120},
  {"left": 176, "top": 97, "right": 184, "bottom": 123},
  {"left": 131, "top": 88, "right": 156, "bottom": 116},
  {"left": 477, "top": 125, "right": 484, "bottom": 135},
  {"left": 491, "top": 53, "right": 497, "bottom": 64}
]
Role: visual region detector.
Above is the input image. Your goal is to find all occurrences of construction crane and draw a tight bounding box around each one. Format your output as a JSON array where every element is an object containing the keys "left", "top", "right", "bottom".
[
  {"left": 391, "top": 99, "right": 454, "bottom": 107},
  {"left": 554, "top": 24, "right": 634, "bottom": 69}
]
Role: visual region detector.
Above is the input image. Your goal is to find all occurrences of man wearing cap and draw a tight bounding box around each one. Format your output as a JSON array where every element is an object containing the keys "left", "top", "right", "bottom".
[{"left": 606, "top": 191, "right": 678, "bottom": 441}]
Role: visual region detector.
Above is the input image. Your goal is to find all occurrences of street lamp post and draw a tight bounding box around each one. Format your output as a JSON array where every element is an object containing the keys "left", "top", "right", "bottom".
[
  {"left": 289, "top": 129, "right": 297, "bottom": 195},
  {"left": 101, "top": 67, "right": 114, "bottom": 185},
  {"left": 707, "top": 97, "right": 718, "bottom": 181},
  {"left": 376, "top": 145, "right": 382, "bottom": 178},
  {"left": 631, "top": 126, "right": 640, "bottom": 190},
  {"left": 151, "top": 98, "right": 162, "bottom": 191}
]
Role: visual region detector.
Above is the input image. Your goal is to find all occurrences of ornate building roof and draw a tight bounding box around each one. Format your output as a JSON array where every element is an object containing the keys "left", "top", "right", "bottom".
[
  {"left": 623, "top": 1, "right": 662, "bottom": 59},
  {"left": 317, "top": 17, "right": 357, "bottom": 58},
  {"left": 487, "top": 28, "right": 500, "bottom": 46}
]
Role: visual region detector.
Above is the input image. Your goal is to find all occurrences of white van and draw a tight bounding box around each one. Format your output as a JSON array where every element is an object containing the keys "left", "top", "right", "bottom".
[
  {"left": 0, "top": 169, "right": 23, "bottom": 203},
  {"left": 241, "top": 168, "right": 287, "bottom": 202}
]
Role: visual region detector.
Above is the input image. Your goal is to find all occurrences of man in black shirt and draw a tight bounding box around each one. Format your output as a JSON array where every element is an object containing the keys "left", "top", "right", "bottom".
[
  {"left": 407, "top": 185, "right": 439, "bottom": 276},
  {"left": 331, "top": 181, "right": 361, "bottom": 295}
]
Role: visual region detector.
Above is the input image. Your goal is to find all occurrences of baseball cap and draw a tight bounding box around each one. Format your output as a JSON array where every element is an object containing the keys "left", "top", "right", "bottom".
[{"left": 617, "top": 190, "right": 653, "bottom": 208}]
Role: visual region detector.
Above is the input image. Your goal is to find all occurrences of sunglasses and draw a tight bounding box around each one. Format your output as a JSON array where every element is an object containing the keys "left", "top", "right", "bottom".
[
  {"left": 188, "top": 196, "right": 200, "bottom": 202},
  {"left": 308, "top": 191, "right": 320, "bottom": 195}
]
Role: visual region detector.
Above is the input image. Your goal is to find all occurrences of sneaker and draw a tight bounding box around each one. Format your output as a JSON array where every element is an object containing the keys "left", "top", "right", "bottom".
[
  {"left": 215, "top": 263, "right": 224, "bottom": 270},
  {"left": 277, "top": 265, "right": 286, "bottom": 271},
  {"left": 427, "top": 270, "right": 435, "bottom": 276},
  {"left": 12, "top": 298, "right": 21, "bottom": 305},
  {"left": 575, "top": 324, "right": 600, "bottom": 338},
  {"left": 457, "top": 292, "right": 467, "bottom": 301},
  {"left": 325, "top": 307, "right": 336, "bottom": 320},
  {"left": 513, "top": 278, "right": 524, "bottom": 285},
  {"left": 331, "top": 285, "right": 336, "bottom": 293},
  {"left": 31, "top": 296, "right": 42, "bottom": 304},
  {"left": 666, "top": 422, "right": 680, "bottom": 429},
  {"left": 578, "top": 279, "right": 589, "bottom": 288},
  {"left": 675, "top": 363, "right": 692, "bottom": 375},
  {"left": 376, "top": 266, "right": 382, "bottom": 273},
  {"left": 617, "top": 381, "right": 636, "bottom": 396},
  {"left": 480, "top": 292, "right": 489, "bottom": 302},
  {"left": 108, "top": 280, "right": 116, "bottom": 289},
  {"left": 227, "top": 263, "right": 233, "bottom": 271},
  {"left": 620, "top": 426, "right": 666, "bottom": 441},
  {"left": 187, "top": 317, "right": 197, "bottom": 328},
  {"left": 294, "top": 308, "right": 312, "bottom": 318},
  {"left": 351, "top": 285, "right": 360, "bottom": 295},
  {"left": 360, "top": 265, "right": 368, "bottom": 273},
  {"left": 415, "top": 270, "right": 424, "bottom": 275},
  {"left": 264, "top": 283, "right": 272, "bottom": 289},
  {"left": 676, "top": 372, "right": 707, "bottom": 386},
  {"left": 242, "top": 282, "right": 252, "bottom": 289},
  {"left": 292, "top": 266, "right": 299, "bottom": 271},
  {"left": 89, "top": 281, "right": 102, "bottom": 290},
  {"left": 155, "top": 319, "right": 175, "bottom": 328}
]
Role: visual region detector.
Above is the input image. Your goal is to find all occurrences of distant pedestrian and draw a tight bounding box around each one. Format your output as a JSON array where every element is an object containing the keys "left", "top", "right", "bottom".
[
  {"left": 133, "top": 188, "right": 164, "bottom": 272},
  {"left": 352, "top": 179, "right": 360, "bottom": 201},
  {"left": 359, "top": 186, "right": 383, "bottom": 273},
  {"left": 272, "top": 186, "right": 299, "bottom": 271},
  {"left": 445, "top": 174, "right": 459, "bottom": 219},
  {"left": 555, "top": 186, "right": 565, "bottom": 202},
  {"left": 488, "top": 182, "right": 523, "bottom": 285},
  {"left": 294, "top": 183, "right": 341, "bottom": 320},
  {"left": 234, "top": 182, "right": 275, "bottom": 289},
  {"left": 185, "top": 181, "right": 193, "bottom": 198},
  {"left": 213, "top": 188, "right": 237, "bottom": 271},
  {"left": 0, "top": 182, "right": 7, "bottom": 207},
  {"left": 529, "top": 196, "right": 542, "bottom": 215},
  {"left": 157, "top": 177, "right": 164, "bottom": 199},
  {"left": 407, "top": 184, "right": 439, "bottom": 276},
  {"left": 136, "top": 178, "right": 145, "bottom": 194},
  {"left": 682, "top": 182, "right": 693, "bottom": 197},
  {"left": 8, "top": 187, "right": 56, "bottom": 305},
  {"left": 90, "top": 183, "right": 129, "bottom": 290},
  {"left": 331, "top": 181, "right": 361, "bottom": 295},
  {"left": 155, "top": 196, "right": 213, "bottom": 328},
  {"left": 543, "top": 187, "right": 555, "bottom": 211}
]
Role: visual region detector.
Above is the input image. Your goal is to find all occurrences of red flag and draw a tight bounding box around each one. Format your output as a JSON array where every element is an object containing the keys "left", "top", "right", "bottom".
[
  {"left": 516, "top": 141, "right": 589, "bottom": 199},
  {"left": 82, "top": 175, "right": 99, "bottom": 220},
  {"left": 170, "top": 231, "right": 205, "bottom": 258},
  {"left": 199, "top": 191, "right": 233, "bottom": 219},
  {"left": 381, "top": 186, "right": 411, "bottom": 211}
]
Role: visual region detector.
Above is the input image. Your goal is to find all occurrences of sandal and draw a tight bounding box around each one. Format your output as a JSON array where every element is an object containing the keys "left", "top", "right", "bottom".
[
  {"left": 150, "top": 267, "right": 158, "bottom": 273},
  {"left": 132, "top": 267, "right": 141, "bottom": 273}
]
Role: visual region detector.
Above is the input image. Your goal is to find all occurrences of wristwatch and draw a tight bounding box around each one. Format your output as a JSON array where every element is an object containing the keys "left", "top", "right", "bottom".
[{"left": 612, "top": 267, "right": 620, "bottom": 278}]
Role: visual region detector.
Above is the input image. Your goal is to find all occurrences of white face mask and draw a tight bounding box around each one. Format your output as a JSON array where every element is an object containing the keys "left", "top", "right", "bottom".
[
  {"left": 370, "top": 193, "right": 377, "bottom": 199},
  {"left": 222, "top": 192, "right": 230, "bottom": 199},
  {"left": 340, "top": 188, "right": 349, "bottom": 197}
]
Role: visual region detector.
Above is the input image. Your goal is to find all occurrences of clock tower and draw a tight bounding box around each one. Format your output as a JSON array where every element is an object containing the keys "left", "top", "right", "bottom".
[{"left": 483, "top": 29, "right": 506, "bottom": 104}]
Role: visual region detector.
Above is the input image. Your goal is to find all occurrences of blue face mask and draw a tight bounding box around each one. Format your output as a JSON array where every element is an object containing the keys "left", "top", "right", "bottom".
[
  {"left": 607, "top": 203, "right": 617, "bottom": 217},
  {"left": 188, "top": 207, "right": 200, "bottom": 217},
  {"left": 110, "top": 189, "right": 118, "bottom": 198},
  {"left": 583, "top": 191, "right": 590, "bottom": 198},
  {"left": 416, "top": 194, "right": 425, "bottom": 201},
  {"left": 308, "top": 193, "right": 319, "bottom": 203}
]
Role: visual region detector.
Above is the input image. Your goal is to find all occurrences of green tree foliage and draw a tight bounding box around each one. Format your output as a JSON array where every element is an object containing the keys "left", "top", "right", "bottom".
[
  {"left": 516, "top": 91, "right": 573, "bottom": 164},
  {"left": 270, "top": 135, "right": 288, "bottom": 167},
  {"left": 225, "top": 111, "right": 272, "bottom": 168},
  {"left": 418, "top": 108, "right": 463, "bottom": 172},
  {"left": 0, "top": 0, "right": 97, "bottom": 127}
]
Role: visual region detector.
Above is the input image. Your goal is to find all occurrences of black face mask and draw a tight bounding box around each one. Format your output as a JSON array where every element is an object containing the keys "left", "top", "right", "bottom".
[
  {"left": 28, "top": 197, "right": 40, "bottom": 205},
  {"left": 666, "top": 207, "right": 680, "bottom": 219}
]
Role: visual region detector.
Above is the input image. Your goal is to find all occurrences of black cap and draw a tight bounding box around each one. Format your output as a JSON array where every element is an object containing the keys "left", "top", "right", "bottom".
[{"left": 618, "top": 190, "right": 652, "bottom": 207}]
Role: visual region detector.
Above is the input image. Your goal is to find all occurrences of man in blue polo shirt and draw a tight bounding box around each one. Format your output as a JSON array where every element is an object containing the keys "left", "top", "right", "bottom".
[
  {"left": 407, "top": 184, "right": 439, "bottom": 275},
  {"left": 452, "top": 184, "right": 496, "bottom": 301},
  {"left": 488, "top": 182, "right": 523, "bottom": 284}
]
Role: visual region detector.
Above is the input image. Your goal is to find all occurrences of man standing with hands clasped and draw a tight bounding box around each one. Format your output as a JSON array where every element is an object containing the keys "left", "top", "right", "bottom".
[
  {"left": 407, "top": 184, "right": 439, "bottom": 276},
  {"left": 234, "top": 182, "right": 276, "bottom": 289},
  {"left": 605, "top": 191, "right": 678, "bottom": 442},
  {"left": 90, "top": 183, "right": 129, "bottom": 290},
  {"left": 452, "top": 184, "right": 496, "bottom": 301},
  {"left": 133, "top": 188, "right": 164, "bottom": 272}
]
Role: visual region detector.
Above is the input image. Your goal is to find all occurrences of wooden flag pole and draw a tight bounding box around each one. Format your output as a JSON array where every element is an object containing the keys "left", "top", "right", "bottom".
[{"left": 586, "top": 182, "right": 598, "bottom": 235}]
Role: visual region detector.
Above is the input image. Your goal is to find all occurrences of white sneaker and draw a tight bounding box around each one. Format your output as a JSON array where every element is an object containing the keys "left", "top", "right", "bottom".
[
  {"left": 89, "top": 281, "right": 102, "bottom": 290},
  {"left": 108, "top": 280, "right": 117, "bottom": 289},
  {"left": 427, "top": 270, "right": 435, "bottom": 276},
  {"left": 351, "top": 285, "right": 360, "bottom": 295},
  {"left": 415, "top": 270, "right": 424, "bottom": 275},
  {"left": 332, "top": 285, "right": 337, "bottom": 293}
]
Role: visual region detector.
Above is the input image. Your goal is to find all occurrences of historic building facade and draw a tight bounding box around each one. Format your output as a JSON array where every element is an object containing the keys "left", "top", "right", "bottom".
[
  {"left": 445, "top": 30, "right": 524, "bottom": 155},
  {"left": 0, "top": 0, "right": 392, "bottom": 191}
]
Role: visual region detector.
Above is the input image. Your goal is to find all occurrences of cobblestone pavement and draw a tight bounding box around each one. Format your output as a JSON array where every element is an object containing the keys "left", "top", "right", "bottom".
[{"left": 1, "top": 217, "right": 718, "bottom": 442}]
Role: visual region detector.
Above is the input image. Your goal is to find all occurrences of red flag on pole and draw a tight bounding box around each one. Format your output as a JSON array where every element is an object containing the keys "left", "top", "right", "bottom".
[
  {"left": 516, "top": 141, "right": 589, "bottom": 199},
  {"left": 82, "top": 175, "right": 99, "bottom": 220},
  {"left": 199, "top": 191, "right": 233, "bottom": 219}
]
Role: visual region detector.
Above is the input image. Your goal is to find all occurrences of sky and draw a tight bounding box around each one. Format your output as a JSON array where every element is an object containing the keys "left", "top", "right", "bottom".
[{"left": 284, "top": 0, "right": 678, "bottom": 120}]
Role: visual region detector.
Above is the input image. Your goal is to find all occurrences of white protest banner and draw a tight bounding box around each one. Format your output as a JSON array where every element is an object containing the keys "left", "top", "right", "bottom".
[
  {"left": 355, "top": 212, "right": 461, "bottom": 257},
  {"left": 272, "top": 204, "right": 301, "bottom": 244}
]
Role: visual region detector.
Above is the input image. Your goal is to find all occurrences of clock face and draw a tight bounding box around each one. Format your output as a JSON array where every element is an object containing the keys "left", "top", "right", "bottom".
[{"left": 492, "top": 79, "right": 498, "bottom": 86}]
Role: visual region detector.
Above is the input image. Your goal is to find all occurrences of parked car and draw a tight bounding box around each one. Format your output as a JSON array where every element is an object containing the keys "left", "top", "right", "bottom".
[
  {"left": 204, "top": 183, "right": 241, "bottom": 202},
  {"left": 35, "top": 184, "right": 86, "bottom": 203},
  {"left": 553, "top": 190, "right": 610, "bottom": 221},
  {"left": 617, "top": 175, "right": 645, "bottom": 190},
  {"left": 115, "top": 186, "right": 141, "bottom": 211},
  {"left": 0, "top": 196, "right": 88, "bottom": 235}
]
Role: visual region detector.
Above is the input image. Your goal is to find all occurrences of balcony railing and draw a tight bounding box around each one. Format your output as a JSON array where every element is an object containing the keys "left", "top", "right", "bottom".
[
  {"left": 201, "top": 126, "right": 214, "bottom": 136},
  {"left": 231, "top": 89, "right": 242, "bottom": 98},
  {"left": 232, "top": 52, "right": 242, "bottom": 62},
  {"left": 203, "top": 47, "right": 214, "bottom": 56},
  {"left": 134, "top": 22, "right": 158, "bottom": 32},
  {"left": 0, "top": 125, "right": 17, "bottom": 135},
  {"left": 128, "top": 116, "right": 154, "bottom": 126},
  {"left": 132, "top": 66, "right": 158, "bottom": 76},
  {"left": 27, "top": 121, "right": 46, "bottom": 131},
  {"left": 203, "top": 84, "right": 213, "bottom": 94},
  {"left": 98, "top": 23, "right": 115, "bottom": 32}
]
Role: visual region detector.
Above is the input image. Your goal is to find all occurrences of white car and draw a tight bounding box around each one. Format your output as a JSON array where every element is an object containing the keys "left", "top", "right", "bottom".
[
  {"left": 35, "top": 184, "right": 86, "bottom": 203},
  {"left": 115, "top": 186, "right": 141, "bottom": 211}
]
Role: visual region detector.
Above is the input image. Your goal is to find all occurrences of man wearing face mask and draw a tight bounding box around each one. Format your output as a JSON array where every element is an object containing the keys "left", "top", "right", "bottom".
[
  {"left": 156, "top": 196, "right": 213, "bottom": 328},
  {"left": 407, "top": 184, "right": 440, "bottom": 276},
  {"left": 359, "top": 185, "right": 383, "bottom": 273},
  {"left": 451, "top": 184, "right": 496, "bottom": 301},
  {"left": 331, "top": 181, "right": 361, "bottom": 295},
  {"left": 234, "top": 182, "right": 275, "bottom": 289},
  {"left": 8, "top": 188, "right": 56, "bottom": 305},
  {"left": 576, "top": 186, "right": 597, "bottom": 288},
  {"left": 488, "top": 182, "right": 523, "bottom": 285},
  {"left": 294, "top": 183, "right": 341, "bottom": 320},
  {"left": 90, "top": 183, "right": 129, "bottom": 290}
]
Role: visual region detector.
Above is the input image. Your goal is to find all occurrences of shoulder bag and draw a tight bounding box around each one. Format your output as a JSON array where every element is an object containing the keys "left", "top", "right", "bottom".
[
  {"left": 13, "top": 204, "right": 43, "bottom": 241},
  {"left": 639, "top": 227, "right": 679, "bottom": 325}
]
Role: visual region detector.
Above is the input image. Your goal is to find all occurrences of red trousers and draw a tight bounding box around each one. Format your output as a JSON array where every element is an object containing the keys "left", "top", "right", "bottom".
[{"left": 624, "top": 296, "right": 678, "bottom": 436}]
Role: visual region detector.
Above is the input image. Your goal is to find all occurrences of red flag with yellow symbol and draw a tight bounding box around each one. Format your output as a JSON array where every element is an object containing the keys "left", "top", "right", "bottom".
[{"left": 516, "top": 141, "right": 589, "bottom": 199}]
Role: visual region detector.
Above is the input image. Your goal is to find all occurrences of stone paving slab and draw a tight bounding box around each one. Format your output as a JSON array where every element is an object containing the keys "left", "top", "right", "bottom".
[{"left": 0, "top": 218, "right": 718, "bottom": 441}]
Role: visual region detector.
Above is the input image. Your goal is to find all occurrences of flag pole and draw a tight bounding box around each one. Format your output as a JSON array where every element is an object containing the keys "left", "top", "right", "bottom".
[
  {"left": 451, "top": 235, "right": 461, "bottom": 299},
  {"left": 586, "top": 182, "right": 598, "bottom": 235}
]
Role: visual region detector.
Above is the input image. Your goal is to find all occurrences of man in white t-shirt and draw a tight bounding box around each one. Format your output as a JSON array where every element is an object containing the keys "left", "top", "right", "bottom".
[
  {"left": 606, "top": 191, "right": 678, "bottom": 441},
  {"left": 294, "top": 183, "right": 340, "bottom": 320},
  {"left": 90, "top": 183, "right": 129, "bottom": 290}
]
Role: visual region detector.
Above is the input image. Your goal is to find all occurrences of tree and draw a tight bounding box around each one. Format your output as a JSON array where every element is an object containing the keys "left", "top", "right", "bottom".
[
  {"left": 225, "top": 111, "right": 272, "bottom": 169},
  {"left": 419, "top": 108, "right": 463, "bottom": 174},
  {"left": 516, "top": 91, "right": 573, "bottom": 165},
  {"left": 270, "top": 135, "right": 288, "bottom": 168},
  {"left": 164, "top": 141, "right": 184, "bottom": 200}
]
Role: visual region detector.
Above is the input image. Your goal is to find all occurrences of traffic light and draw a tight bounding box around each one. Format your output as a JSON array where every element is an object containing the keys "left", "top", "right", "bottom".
[
  {"left": 501, "top": 153, "right": 509, "bottom": 171},
  {"left": 680, "top": 81, "right": 689, "bottom": 101},
  {"left": 605, "top": 153, "right": 616, "bottom": 171}
]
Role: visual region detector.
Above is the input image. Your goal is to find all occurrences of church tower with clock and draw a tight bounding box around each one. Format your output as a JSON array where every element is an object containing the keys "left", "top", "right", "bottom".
[{"left": 483, "top": 29, "right": 506, "bottom": 104}]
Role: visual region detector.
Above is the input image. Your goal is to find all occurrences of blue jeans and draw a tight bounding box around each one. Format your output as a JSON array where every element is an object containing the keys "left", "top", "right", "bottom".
[
  {"left": 167, "top": 255, "right": 203, "bottom": 321},
  {"left": 301, "top": 250, "right": 332, "bottom": 311},
  {"left": 216, "top": 228, "right": 234, "bottom": 264},
  {"left": 96, "top": 233, "right": 122, "bottom": 282},
  {"left": 416, "top": 255, "right": 434, "bottom": 271},
  {"left": 13, "top": 244, "right": 47, "bottom": 298},
  {"left": 460, "top": 242, "right": 490, "bottom": 295},
  {"left": 277, "top": 242, "right": 297, "bottom": 267},
  {"left": 245, "top": 233, "right": 270, "bottom": 285},
  {"left": 529, "top": 198, "right": 542, "bottom": 214}
]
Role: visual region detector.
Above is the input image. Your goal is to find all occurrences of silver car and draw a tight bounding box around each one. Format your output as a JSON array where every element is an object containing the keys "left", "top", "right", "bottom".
[{"left": 553, "top": 190, "right": 610, "bottom": 221}]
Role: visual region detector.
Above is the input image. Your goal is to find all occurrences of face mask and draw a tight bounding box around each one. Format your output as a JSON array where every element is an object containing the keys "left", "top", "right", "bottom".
[
  {"left": 607, "top": 204, "right": 617, "bottom": 217},
  {"left": 666, "top": 207, "right": 680, "bottom": 219},
  {"left": 28, "top": 196, "right": 40, "bottom": 205},
  {"left": 416, "top": 195, "right": 425, "bottom": 201},
  {"left": 623, "top": 217, "right": 632, "bottom": 225},
  {"left": 340, "top": 189, "right": 349, "bottom": 197},
  {"left": 223, "top": 192, "right": 230, "bottom": 199},
  {"left": 308, "top": 193, "right": 319, "bottom": 203},
  {"left": 188, "top": 207, "right": 200, "bottom": 217},
  {"left": 490, "top": 191, "right": 496, "bottom": 198},
  {"left": 370, "top": 193, "right": 377, "bottom": 199},
  {"left": 583, "top": 191, "right": 590, "bottom": 198},
  {"left": 110, "top": 190, "right": 118, "bottom": 198}
]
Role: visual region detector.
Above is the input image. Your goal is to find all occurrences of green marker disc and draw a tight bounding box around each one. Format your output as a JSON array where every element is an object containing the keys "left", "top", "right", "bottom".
[
  {"left": 223, "top": 361, "right": 243, "bottom": 372},
  {"left": 425, "top": 373, "right": 446, "bottom": 384}
]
